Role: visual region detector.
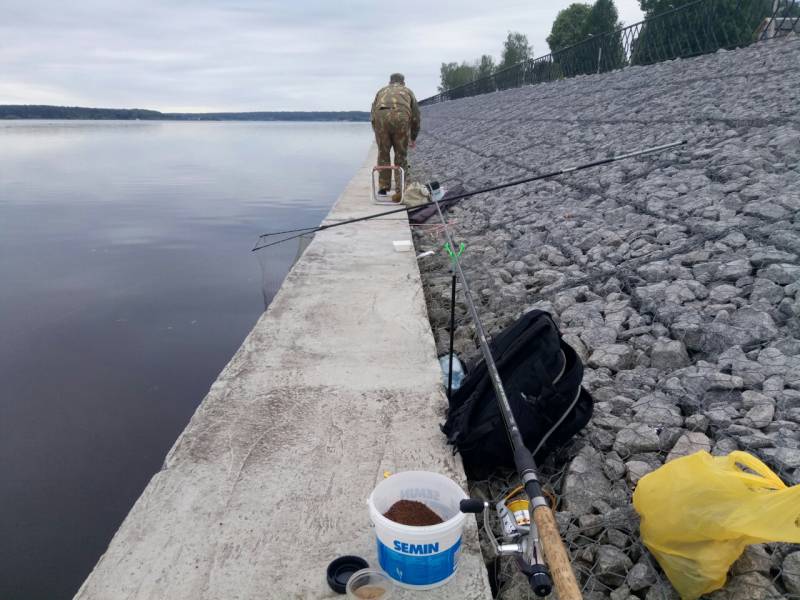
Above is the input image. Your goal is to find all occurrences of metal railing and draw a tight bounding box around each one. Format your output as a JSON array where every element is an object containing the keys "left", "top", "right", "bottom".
[{"left": 421, "top": 0, "right": 799, "bottom": 105}]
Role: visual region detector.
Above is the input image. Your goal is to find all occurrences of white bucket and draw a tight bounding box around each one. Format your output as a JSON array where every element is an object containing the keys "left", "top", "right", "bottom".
[{"left": 368, "top": 471, "right": 467, "bottom": 589}]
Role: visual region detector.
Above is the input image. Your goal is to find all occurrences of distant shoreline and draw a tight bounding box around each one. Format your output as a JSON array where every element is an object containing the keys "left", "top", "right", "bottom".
[{"left": 0, "top": 105, "right": 370, "bottom": 122}]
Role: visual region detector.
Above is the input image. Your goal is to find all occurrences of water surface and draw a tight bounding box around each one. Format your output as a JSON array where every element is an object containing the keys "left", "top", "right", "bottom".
[{"left": 0, "top": 120, "right": 371, "bottom": 600}]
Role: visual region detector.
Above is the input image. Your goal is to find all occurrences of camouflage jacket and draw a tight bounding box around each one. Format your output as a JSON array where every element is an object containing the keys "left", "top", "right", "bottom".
[{"left": 370, "top": 83, "right": 421, "bottom": 140}]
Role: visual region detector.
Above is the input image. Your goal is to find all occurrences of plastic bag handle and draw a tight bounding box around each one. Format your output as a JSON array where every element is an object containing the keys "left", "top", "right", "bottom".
[{"left": 727, "top": 451, "right": 786, "bottom": 490}]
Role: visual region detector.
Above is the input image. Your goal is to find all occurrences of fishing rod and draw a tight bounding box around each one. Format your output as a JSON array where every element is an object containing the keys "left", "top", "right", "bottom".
[
  {"left": 252, "top": 139, "right": 685, "bottom": 252},
  {"left": 432, "top": 198, "right": 581, "bottom": 599}
]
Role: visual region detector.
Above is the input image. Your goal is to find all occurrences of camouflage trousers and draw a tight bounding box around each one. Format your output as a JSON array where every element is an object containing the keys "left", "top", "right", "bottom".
[{"left": 372, "top": 109, "right": 411, "bottom": 191}]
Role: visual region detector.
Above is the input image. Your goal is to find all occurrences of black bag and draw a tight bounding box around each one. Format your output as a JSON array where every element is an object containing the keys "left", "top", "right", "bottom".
[{"left": 441, "top": 310, "right": 593, "bottom": 479}]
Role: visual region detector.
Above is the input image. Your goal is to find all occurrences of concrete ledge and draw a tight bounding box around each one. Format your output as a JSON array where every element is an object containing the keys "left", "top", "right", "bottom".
[{"left": 75, "top": 147, "right": 491, "bottom": 600}]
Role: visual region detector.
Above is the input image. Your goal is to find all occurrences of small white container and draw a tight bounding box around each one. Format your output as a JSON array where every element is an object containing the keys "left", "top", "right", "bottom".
[
  {"left": 368, "top": 471, "right": 467, "bottom": 589},
  {"left": 346, "top": 568, "right": 394, "bottom": 599},
  {"left": 392, "top": 240, "right": 412, "bottom": 252}
]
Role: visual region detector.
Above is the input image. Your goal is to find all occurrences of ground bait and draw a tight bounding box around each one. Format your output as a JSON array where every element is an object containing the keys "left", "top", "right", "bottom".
[
  {"left": 352, "top": 585, "right": 386, "bottom": 599},
  {"left": 383, "top": 499, "right": 444, "bottom": 526}
]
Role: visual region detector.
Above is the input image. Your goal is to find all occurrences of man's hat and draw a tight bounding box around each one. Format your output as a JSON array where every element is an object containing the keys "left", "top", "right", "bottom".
[{"left": 389, "top": 73, "right": 405, "bottom": 84}]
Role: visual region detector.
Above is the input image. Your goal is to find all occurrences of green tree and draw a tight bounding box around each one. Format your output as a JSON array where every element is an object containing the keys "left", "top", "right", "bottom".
[
  {"left": 475, "top": 54, "right": 496, "bottom": 79},
  {"left": 547, "top": 3, "right": 592, "bottom": 52},
  {"left": 564, "top": 0, "right": 626, "bottom": 74},
  {"left": 633, "top": 0, "right": 771, "bottom": 65},
  {"left": 438, "top": 61, "right": 478, "bottom": 92},
  {"left": 498, "top": 31, "right": 532, "bottom": 70},
  {"left": 473, "top": 54, "right": 497, "bottom": 94},
  {"left": 582, "top": 0, "right": 622, "bottom": 35}
]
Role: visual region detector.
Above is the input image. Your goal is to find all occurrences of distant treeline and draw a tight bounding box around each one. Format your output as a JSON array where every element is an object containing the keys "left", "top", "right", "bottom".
[{"left": 0, "top": 105, "right": 370, "bottom": 122}]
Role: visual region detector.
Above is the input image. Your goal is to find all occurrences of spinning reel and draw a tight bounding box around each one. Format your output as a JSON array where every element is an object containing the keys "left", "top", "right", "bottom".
[{"left": 461, "top": 485, "right": 553, "bottom": 597}]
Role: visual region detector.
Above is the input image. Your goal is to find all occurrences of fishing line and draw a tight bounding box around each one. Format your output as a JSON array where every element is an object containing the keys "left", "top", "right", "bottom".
[{"left": 252, "top": 140, "right": 686, "bottom": 251}]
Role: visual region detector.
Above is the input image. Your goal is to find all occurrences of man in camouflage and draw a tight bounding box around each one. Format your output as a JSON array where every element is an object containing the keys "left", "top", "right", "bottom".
[{"left": 371, "top": 73, "right": 421, "bottom": 202}]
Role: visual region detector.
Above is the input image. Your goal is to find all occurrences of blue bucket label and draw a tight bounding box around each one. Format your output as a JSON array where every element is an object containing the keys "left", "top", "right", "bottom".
[{"left": 377, "top": 537, "right": 462, "bottom": 586}]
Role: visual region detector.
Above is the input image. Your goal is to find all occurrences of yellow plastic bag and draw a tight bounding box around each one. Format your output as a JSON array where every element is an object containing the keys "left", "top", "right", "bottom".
[{"left": 632, "top": 450, "right": 800, "bottom": 599}]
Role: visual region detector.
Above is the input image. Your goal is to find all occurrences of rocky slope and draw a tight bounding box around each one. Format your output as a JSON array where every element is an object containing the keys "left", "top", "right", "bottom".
[{"left": 411, "top": 36, "right": 800, "bottom": 599}]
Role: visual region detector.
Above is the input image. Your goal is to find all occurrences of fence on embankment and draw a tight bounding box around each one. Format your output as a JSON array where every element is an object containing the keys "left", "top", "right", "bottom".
[{"left": 420, "top": 0, "right": 800, "bottom": 106}]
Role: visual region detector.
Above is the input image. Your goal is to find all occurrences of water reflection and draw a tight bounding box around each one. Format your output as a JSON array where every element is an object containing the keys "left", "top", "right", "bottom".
[{"left": 0, "top": 120, "right": 370, "bottom": 599}]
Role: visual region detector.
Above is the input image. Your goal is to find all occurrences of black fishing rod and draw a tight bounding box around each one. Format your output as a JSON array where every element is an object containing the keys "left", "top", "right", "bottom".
[
  {"left": 252, "top": 140, "right": 685, "bottom": 252},
  {"left": 431, "top": 199, "right": 582, "bottom": 599}
]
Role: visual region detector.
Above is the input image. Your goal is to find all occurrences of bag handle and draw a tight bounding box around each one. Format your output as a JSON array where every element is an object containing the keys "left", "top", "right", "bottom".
[{"left": 726, "top": 451, "right": 787, "bottom": 491}]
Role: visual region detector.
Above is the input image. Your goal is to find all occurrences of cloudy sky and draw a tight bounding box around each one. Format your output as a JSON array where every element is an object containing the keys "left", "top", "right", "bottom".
[{"left": 1, "top": 1, "right": 644, "bottom": 112}]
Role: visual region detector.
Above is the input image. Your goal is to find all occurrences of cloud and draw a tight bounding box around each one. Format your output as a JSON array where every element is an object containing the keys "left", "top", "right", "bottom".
[{"left": 0, "top": 0, "right": 643, "bottom": 111}]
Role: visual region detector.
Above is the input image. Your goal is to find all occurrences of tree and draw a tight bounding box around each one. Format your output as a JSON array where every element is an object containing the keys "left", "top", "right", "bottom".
[
  {"left": 473, "top": 54, "right": 497, "bottom": 94},
  {"left": 633, "top": 0, "right": 771, "bottom": 65},
  {"left": 564, "top": 0, "right": 625, "bottom": 74},
  {"left": 438, "top": 61, "right": 477, "bottom": 92},
  {"left": 475, "top": 54, "right": 496, "bottom": 80},
  {"left": 498, "top": 31, "right": 532, "bottom": 71},
  {"left": 547, "top": 3, "right": 593, "bottom": 52},
  {"left": 582, "top": 0, "right": 622, "bottom": 35}
]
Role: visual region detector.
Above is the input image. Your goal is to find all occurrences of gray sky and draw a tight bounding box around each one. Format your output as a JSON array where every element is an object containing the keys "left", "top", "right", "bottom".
[{"left": 0, "top": 1, "right": 644, "bottom": 112}]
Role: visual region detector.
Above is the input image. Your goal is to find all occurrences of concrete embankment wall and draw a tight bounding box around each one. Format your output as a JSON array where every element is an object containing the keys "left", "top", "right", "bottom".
[{"left": 75, "top": 148, "right": 491, "bottom": 599}]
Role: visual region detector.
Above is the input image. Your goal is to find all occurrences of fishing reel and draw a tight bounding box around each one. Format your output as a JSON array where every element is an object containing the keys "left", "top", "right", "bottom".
[{"left": 461, "top": 485, "right": 553, "bottom": 597}]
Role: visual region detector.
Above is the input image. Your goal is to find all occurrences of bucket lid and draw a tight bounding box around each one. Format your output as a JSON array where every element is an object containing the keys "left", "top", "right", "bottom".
[{"left": 326, "top": 555, "right": 369, "bottom": 594}]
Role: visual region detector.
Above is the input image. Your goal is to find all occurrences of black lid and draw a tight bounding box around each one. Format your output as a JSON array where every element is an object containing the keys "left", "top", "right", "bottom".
[{"left": 326, "top": 555, "right": 369, "bottom": 594}]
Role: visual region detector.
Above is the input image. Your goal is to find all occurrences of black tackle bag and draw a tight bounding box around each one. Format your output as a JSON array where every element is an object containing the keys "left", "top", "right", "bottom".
[{"left": 441, "top": 310, "right": 593, "bottom": 479}]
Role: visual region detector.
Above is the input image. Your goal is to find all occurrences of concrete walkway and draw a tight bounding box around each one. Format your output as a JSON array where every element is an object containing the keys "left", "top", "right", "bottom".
[{"left": 75, "top": 147, "right": 491, "bottom": 600}]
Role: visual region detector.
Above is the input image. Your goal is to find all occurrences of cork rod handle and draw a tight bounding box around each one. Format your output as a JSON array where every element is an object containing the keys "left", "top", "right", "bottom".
[{"left": 533, "top": 505, "right": 582, "bottom": 600}]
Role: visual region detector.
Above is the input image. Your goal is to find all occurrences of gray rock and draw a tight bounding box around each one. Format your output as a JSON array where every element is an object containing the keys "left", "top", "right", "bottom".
[
  {"left": 760, "top": 447, "right": 800, "bottom": 470},
  {"left": 581, "top": 326, "right": 619, "bottom": 352},
  {"left": 605, "top": 527, "right": 629, "bottom": 549},
  {"left": 562, "top": 446, "right": 612, "bottom": 514},
  {"left": 627, "top": 561, "right": 658, "bottom": 592},
  {"left": 659, "top": 426, "right": 684, "bottom": 450},
  {"left": 704, "top": 308, "right": 779, "bottom": 353},
  {"left": 782, "top": 551, "right": 800, "bottom": 595},
  {"left": 562, "top": 332, "right": 590, "bottom": 364},
  {"left": 731, "top": 545, "right": 771, "bottom": 576},
  {"left": 650, "top": 338, "right": 690, "bottom": 369},
  {"left": 614, "top": 424, "right": 662, "bottom": 456},
  {"left": 610, "top": 585, "right": 636, "bottom": 600},
  {"left": 685, "top": 413, "right": 710, "bottom": 432},
  {"left": 589, "top": 344, "right": 634, "bottom": 372},
  {"left": 667, "top": 432, "right": 712, "bottom": 462},
  {"left": 644, "top": 581, "right": 681, "bottom": 600},
  {"left": 744, "top": 401, "right": 775, "bottom": 429},
  {"left": 763, "top": 375, "right": 785, "bottom": 395},
  {"left": 734, "top": 311, "right": 779, "bottom": 345},
  {"left": 693, "top": 261, "right": 721, "bottom": 283},
  {"left": 750, "top": 248, "right": 798, "bottom": 267},
  {"left": 604, "top": 453, "right": 627, "bottom": 481},
  {"left": 741, "top": 390, "right": 772, "bottom": 410},
  {"left": 633, "top": 393, "right": 684, "bottom": 427},
  {"left": 595, "top": 545, "right": 634, "bottom": 587},
  {"left": 710, "top": 284, "right": 742, "bottom": 303},
  {"left": 706, "top": 572, "right": 783, "bottom": 599},
  {"left": 718, "top": 259, "right": 752, "bottom": 281},
  {"left": 759, "top": 263, "right": 800, "bottom": 285},
  {"left": 750, "top": 278, "right": 785, "bottom": 305},
  {"left": 706, "top": 402, "right": 740, "bottom": 428},
  {"left": 578, "top": 513, "right": 605, "bottom": 537},
  {"left": 626, "top": 460, "right": 654, "bottom": 485},
  {"left": 742, "top": 201, "right": 788, "bottom": 220},
  {"left": 714, "top": 437, "right": 740, "bottom": 455}
]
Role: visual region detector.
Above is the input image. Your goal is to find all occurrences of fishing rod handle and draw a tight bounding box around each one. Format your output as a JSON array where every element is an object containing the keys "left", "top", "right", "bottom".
[{"left": 532, "top": 505, "right": 582, "bottom": 600}]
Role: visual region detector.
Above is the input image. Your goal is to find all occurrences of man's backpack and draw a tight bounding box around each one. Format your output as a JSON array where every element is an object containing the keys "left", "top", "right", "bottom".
[{"left": 441, "top": 310, "right": 593, "bottom": 479}]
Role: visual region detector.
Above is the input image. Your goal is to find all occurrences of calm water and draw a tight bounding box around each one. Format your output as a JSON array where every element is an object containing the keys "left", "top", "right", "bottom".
[{"left": 0, "top": 120, "right": 371, "bottom": 600}]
